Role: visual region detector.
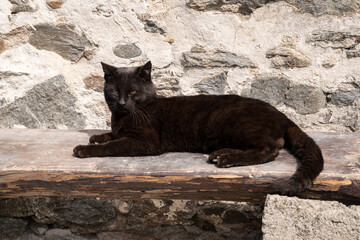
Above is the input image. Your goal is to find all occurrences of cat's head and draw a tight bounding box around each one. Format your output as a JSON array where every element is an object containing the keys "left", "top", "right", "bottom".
[{"left": 101, "top": 61, "right": 156, "bottom": 114}]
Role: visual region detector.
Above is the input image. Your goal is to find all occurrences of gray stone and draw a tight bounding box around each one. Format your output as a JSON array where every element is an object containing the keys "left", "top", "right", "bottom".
[
  {"left": 97, "top": 232, "right": 153, "bottom": 240},
  {"left": 222, "top": 209, "right": 249, "bottom": 224},
  {"left": 44, "top": 229, "right": 93, "bottom": 240},
  {"left": 266, "top": 47, "right": 311, "bottom": 69},
  {"left": 196, "top": 201, "right": 263, "bottom": 239},
  {"left": 152, "top": 225, "right": 226, "bottom": 240},
  {"left": 181, "top": 45, "right": 257, "bottom": 68},
  {"left": 245, "top": 73, "right": 290, "bottom": 106},
  {"left": 50, "top": 198, "right": 117, "bottom": 225},
  {"left": 0, "top": 75, "right": 85, "bottom": 129},
  {"left": 93, "top": 4, "right": 113, "bottom": 17},
  {"left": 262, "top": 195, "right": 360, "bottom": 240},
  {"left": 0, "top": 217, "right": 28, "bottom": 239},
  {"left": 285, "top": 84, "right": 326, "bottom": 114},
  {"left": 307, "top": 30, "right": 360, "bottom": 49},
  {"left": 113, "top": 44, "right": 142, "bottom": 59},
  {"left": 0, "top": 98, "right": 6, "bottom": 107},
  {"left": 329, "top": 89, "right": 360, "bottom": 106},
  {"left": 28, "top": 198, "right": 117, "bottom": 227},
  {"left": 285, "top": 0, "right": 360, "bottom": 16},
  {"left": 186, "top": 0, "right": 360, "bottom": 16},
  {"left": 19, "top": 231, "right": 44, "bottom": 240},
  {"left": 186, "top": 0, "right": 265, "bottom": 15},
  {"left": 29, "top": 24, "right": 92, "bottom": 62},
  {"left": 9, "top": 0, "right": 37, "bottom": 13},
  {"left": 346, "top": 50, "right": 360, "bottom": 58},
  {"left": 127, "top": 199, "right": 196, "bottom": 226},
  {"left": 0, "top": 71, "right": 29, "bottom": 79},
  {"left": 0, "top": 197, "right": 41, "bottom": 217},
  {"left": 30, "top": 221, "right": 48, "bottom": 235},
  {"left": 194, "top": 72, "right": 228, "bottom": 95},
  {"left": 143, "top": 20, "right": 165, "bottom": 34},
  {"left": 341, "top": 111, "right": 359, "bottom": 132},
  {"left": 152, "top": 71, "right": 182, "bottom": 97}
]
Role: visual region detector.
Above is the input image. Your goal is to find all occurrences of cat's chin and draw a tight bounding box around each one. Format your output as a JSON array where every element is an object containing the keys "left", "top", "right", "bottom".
[{"left": 112, "top": 109, "right": 129, "bottom": 115}]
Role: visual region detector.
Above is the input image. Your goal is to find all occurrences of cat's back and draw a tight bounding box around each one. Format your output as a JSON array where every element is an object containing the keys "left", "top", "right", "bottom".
[
  {"left": 154, "top": 94, "right": 278, "bottom": 113},
  {"left": 151, "top": 94, "right": 289, "bottom": 131}
]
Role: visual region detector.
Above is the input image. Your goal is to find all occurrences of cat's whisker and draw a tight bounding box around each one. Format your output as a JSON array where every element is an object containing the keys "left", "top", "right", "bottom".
[
  {"left": 129, "top": 107, "right": 141, "bottom": 127},
  {"left": 133, "top": 106, "right": 151, "bottom": 127},
  {"left": 136, "top": 105, "right": 151, "bottom": 124}
]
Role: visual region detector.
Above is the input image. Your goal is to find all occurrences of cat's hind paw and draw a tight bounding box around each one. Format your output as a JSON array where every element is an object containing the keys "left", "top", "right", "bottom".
[
  {"left": 89, "top": 133, "right": 113, "bottom": 144},
  {"left": 208, "top": 149, "right": 241, "bottom": 168},
  {"left": 89, "top": 135, "right": 104, "bottom": 144},
  {"left": 208, "top": 148, "right": 232, "bottom": 164}
]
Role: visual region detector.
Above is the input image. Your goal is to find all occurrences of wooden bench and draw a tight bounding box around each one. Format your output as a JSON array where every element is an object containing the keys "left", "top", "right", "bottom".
[{"left": 0, "top": 129, "right": 359, "bottom": 205}]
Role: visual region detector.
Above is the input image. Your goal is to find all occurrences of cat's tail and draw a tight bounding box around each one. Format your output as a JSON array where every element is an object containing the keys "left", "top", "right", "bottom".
[{"left": 278, "top": 122, "right": 324, "bottom": 194}]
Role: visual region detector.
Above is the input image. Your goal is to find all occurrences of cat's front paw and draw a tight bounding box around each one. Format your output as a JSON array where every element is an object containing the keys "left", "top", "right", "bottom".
[{"left": 73, "top": 145, "right": 92, "bottom": 158}]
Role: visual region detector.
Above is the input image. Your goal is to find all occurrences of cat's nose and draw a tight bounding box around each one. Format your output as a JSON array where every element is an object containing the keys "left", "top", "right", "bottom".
[{"left": 119, "top": 98, "right": 126, "bottom": 105}]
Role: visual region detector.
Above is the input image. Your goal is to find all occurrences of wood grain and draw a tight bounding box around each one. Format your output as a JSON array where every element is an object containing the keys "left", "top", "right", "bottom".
[{"left": 0, "top": 129, "right": 359, "bottom": 204}]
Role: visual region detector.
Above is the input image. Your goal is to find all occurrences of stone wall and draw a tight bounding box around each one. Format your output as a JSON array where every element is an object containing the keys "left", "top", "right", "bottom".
[
  {"left": 1, "top": 0, "right": 359, "bottom": 131},
  {"left": 0, "top": 197, "right": 263, "bottom": 239},
  {"left": 1, "top": 0, "right": 360, "bottom": 239}
]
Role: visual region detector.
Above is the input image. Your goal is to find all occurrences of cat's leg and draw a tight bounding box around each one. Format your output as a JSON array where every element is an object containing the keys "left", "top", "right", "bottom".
[
  {"left": 89, "top": 132, "right": 113, "bottom": 144},
  {"left": 209, "top": 147, "right": 279, "bottom": 167},
  {"left": 73, "top": 136, "right": 161, "bottom": 158},
  {"left": 208, "top": 138, "right": 284, "bottom": 168}
]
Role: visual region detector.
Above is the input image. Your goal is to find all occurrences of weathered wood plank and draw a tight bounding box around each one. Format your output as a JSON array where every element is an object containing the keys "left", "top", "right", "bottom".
[{"left": 0, "top": 129, "right": 359, "bottom": 204}]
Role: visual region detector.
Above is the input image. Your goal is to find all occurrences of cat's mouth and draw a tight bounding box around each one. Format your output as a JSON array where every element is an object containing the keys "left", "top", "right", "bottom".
[{"left": 117, "top": 107, "right": 129, "bottom": 115}]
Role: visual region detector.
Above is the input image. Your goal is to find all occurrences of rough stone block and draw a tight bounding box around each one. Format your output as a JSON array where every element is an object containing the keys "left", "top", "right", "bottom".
[
  {"left": 186, "top": 0, "right": 360, "bottom": 16},
  {"left": 9, "top": 0, "right": 37, "bottom": 13},
  {"left": 307, "top": 30, "right": 360, "bottom": 49},
  {"left": 152, "top": 70, "right": 182, "bottom": 97},
  {"left": 285, "top": 84, "right": 326, "bottom": 114},
  {"left": 181, "top": 45, "right": 257, "bottom": 69},
  {"left": 113, "top": 44, "right": 142, "bottom": 59},
  {"left": 245, "top": 73, "right": 290, "bottom": 106},
  {"left": 0, "top": 75, "right": 85, "bottom": 129},
  {"left": 266, "top": 47, "right": 311, "bottom": 69},
  {"left": 194, "top": 72, "right": 228, "bottom": 95},
  {"left": 0, "top": 217, "right": 28, "bottom": 239},
  {"left": 44, "top": 229, "right": 95, "bottom": 240},
  {"left": 29, "top": 24, "right": 92, "bottom": 62},
  {"left": 262, "top": 195, "right": 360, "bottom": 240}
]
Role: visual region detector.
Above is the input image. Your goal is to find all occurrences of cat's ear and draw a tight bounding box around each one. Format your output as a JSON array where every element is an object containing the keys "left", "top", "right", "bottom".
[
  {"left": 101, "top": 62, "right": 117, "bottom": 82},
  {"left": 138, "top": 61, "right": 152, "bottom": 82},
  {"left": 101, "top": 62, "right": 117, "bottom": 76}
]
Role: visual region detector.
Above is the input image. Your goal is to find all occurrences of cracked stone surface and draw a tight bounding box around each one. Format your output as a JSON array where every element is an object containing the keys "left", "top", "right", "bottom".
[{"left": 262, "top": 195, "right": 360, "bottom": 240}]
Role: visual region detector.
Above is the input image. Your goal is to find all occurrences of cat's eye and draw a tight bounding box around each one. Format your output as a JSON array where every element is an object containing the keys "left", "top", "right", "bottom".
[
  {"left": 129, "top": 90, "right": 137, "bottom": 96},
  {"left": 112, "top": 89, "right": 118, "bottom": 95}
]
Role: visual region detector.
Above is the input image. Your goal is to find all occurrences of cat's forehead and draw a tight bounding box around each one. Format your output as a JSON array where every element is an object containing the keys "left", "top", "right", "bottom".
[
  {"left": 111, "top": 66, "right": 139, "bottom": 84},
  {"left": 116, "top": 66, "right": 138, "bottom": 75}
]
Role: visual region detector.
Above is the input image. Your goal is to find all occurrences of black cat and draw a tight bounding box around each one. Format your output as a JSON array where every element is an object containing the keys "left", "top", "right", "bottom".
[{"left": 73, "top": 61, "right": 324, "bottom": 194}]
